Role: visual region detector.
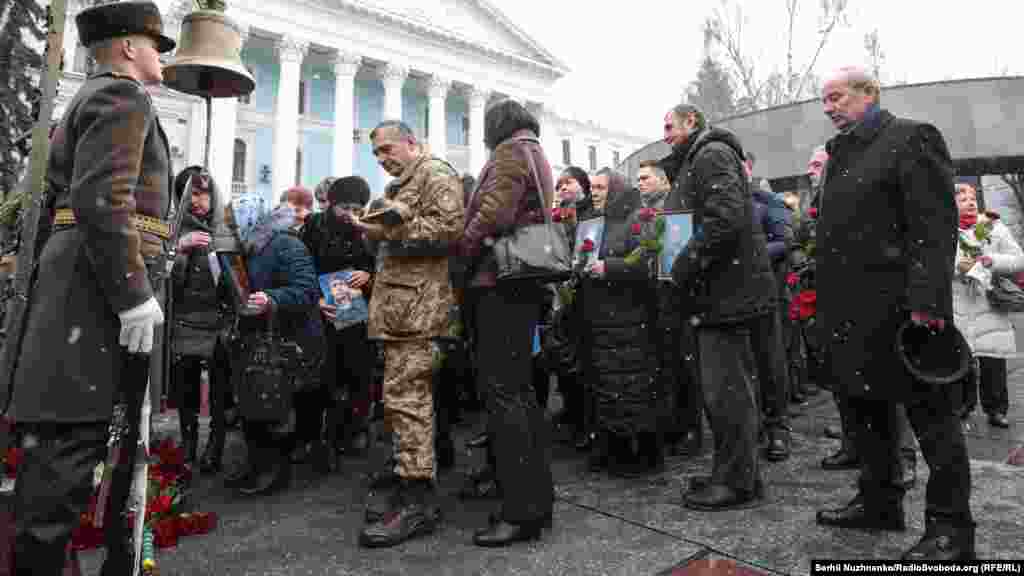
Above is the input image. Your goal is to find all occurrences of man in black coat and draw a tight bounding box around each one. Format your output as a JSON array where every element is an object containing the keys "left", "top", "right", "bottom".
[
  {"left": 661, "top": 104, "right": 777, "bottom": 510},
  {"left": 1, "top": 2, "right": 176, "bottom": 573},
  {"left": 813, "top": 67, "right": 973, "bottom": 561}
]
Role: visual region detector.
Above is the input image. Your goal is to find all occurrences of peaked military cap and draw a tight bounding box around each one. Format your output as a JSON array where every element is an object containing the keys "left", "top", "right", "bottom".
[{"left": 76, "top": 1, "right": 176, "bottom": 54}]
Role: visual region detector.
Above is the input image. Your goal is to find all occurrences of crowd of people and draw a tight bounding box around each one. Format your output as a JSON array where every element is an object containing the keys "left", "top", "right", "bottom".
[{"left": 3, "top": 1, "right": 1010, "bottom": 571}]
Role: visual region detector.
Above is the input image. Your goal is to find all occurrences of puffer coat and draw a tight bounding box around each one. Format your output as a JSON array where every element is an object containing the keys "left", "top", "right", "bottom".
[
  {"left": 579, "top": 175, "right": 662, "bottom": 436},
  {"left": 953, "top": 215, "right": 1024, "bottom": 359}
]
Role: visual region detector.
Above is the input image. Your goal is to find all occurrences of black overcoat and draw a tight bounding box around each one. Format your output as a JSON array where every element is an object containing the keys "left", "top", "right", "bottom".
[
  {"left": 816, "top": 108, "right": 957, "bottom": 398},
  {"left": 3, "top": 68, "right": 172, "bottom": 422}
]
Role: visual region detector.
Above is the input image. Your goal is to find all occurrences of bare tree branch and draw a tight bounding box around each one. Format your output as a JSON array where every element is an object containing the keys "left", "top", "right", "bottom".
[
  {"left": 793, "top": 0, "right": 848, "bottom": 100},
  {"left": 705, "top": 0, "right": 849, "bottom": 111}
]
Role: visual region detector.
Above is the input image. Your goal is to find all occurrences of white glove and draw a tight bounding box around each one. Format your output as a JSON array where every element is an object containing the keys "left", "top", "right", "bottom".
[{"left": 118, "top": 296, "right": 165, "bottom": 354}]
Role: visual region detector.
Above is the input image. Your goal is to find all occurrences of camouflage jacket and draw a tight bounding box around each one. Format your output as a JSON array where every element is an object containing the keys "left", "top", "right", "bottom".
[{"left": 367, "top": 154, "right": 464, "bottom": 341}]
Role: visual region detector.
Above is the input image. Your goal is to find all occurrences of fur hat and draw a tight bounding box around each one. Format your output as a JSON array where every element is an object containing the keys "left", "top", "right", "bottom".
[{"left": 328, "top": 176, "right": 371, "bottom": 206}]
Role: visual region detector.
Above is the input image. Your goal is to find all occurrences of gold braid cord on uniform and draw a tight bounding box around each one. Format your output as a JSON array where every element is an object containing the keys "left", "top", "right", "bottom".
[{"left": 53, "top": 208, "right": 171, "bottom": 240}]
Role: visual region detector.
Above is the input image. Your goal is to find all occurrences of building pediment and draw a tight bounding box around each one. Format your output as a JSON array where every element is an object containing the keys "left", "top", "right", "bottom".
[{"left": 341, "top": 0, "right": 568, "bottom": 76}]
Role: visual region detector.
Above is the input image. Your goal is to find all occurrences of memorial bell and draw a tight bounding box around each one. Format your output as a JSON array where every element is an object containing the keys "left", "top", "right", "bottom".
[{"left": 163, "top": 10, "right": 254, "bottom": 98}]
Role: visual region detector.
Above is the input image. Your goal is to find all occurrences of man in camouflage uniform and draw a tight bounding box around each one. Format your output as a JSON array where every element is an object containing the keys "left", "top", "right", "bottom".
[
  {"left": 0, "top": 2, "right": 174, "bottom": 573},
  {"left": 354, "top": 120, "right": 464, "bottom": 548}
]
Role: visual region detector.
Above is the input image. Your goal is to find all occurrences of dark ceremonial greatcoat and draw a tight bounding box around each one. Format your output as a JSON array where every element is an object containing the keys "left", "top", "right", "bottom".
[
  {"left": 816, "top": 107, "right": 957, "bottom": 398},
  {"left": 4, "top": 68, "right": 172, "bottom": 422}
]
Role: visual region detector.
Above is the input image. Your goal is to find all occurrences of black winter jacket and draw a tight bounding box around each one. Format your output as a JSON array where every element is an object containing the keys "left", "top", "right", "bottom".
[{"left": 660, "top": 127, "right": 776, "bottom": 326}]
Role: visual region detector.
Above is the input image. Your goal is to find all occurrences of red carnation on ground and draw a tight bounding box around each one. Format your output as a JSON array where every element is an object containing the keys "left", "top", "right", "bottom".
[
  {"left": 5, "top": 446, "right": 22, "bottom": 478},
  {"left": 631, "top": 222, "right": 642, "bottom": 235},
  {"left": 785, "top": 272, "right": 799, "bottom": 287},
  {"left": 581, "top": 238, "right": 595, "bottom": 253},
  {"left": 796, "top": 290, "right": 816, "bottom": 320},
  {"left": 808, "top": 207, "right": 818, "bottom": 218}
]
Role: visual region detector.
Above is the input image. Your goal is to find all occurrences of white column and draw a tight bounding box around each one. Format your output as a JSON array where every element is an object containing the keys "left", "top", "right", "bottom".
[
  {"left": 186, "top": 99, "right": 205, "bottom": 168},
  {"left": 377, "top": 63, "right": 407, "bottom": 186},
  {"left": 380, "top": 63, "right": 407, "bottom": 122},
  {"left": 331, "top": 50, "right": 360, "bottom": 178},
  {"left": 63, "top": 0, "right": 84, "bottom": 74},
  {"left": 208, "top": 97, "right": 238, "bottom": 201},
  {"left": 467, "top": 86, "right": 490, "bottom": 176},
  {"left": 427, "top": 75, "right": 450, "bottom": 161},
  {"left": 272, "top": 36, "right": 307, "bottom": 197}
]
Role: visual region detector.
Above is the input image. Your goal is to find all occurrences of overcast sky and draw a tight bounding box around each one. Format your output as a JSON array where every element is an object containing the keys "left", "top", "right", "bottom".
[{"left": 499, "top": 0, "right": 1022, "bottom": 140}]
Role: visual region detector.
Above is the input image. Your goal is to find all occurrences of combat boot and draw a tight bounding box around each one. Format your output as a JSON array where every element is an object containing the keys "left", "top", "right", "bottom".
[{"left": 359, "top": 479, "right": 440, "bottom": 548}]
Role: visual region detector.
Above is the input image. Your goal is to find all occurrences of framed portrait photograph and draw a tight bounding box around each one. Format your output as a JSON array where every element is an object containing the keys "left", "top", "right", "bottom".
[
  {"left": 573, "top": 215, "right": 605, "bottom": 269},
  {"left": 214, "top": 251, "right": 252, "bottom": 312},
  {"left": 657, "top": 210, "right": 695, "bottom": 281},
  {"left": 319, "top": 269, "right": 370, "bottom": 330}
]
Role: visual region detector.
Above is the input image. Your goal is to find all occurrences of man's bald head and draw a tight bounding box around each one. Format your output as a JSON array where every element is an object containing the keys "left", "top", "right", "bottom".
[{"left": 822, "top": 66, "right": 881, "bottom": 131}]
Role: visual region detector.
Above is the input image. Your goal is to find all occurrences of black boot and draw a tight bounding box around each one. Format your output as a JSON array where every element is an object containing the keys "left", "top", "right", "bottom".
[
  {"left": 816, "top": 494, "right": 906, "bottom": 531},
  {"left": 238, "top": 442, "right": 291, "bottom": 496},
  {"left": 763, "top": 425, "right": 791, "bottom": 462},
  {"left": 199, "top": 423, "right": 225, "bottom": 474},
  {"left": 359, "top": 479, "right": 440, "bottom": 548},
  {"left": 902, "top": 518, "right": 975, "bottom": 561},
  {"left": 588, "top": 431, "right": 610, "bottom": 472},
  {"left": 179, "top": 410, "right": 199, "bottom": 465}
]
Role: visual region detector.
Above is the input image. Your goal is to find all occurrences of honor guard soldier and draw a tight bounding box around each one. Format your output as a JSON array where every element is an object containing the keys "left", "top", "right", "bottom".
[{"left": 3, "top": 2, "right": 174, "bottom": 573}]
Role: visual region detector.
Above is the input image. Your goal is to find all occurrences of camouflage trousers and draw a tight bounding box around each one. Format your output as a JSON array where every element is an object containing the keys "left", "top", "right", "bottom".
[{"left": 382, "top": 339, "right": 436, "bottom": 479}]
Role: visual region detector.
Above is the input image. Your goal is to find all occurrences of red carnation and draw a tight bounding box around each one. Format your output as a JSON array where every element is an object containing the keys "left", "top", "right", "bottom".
[
  {"left": 581, "top": 238, "right": 595, "bottom": 253},
  {"left": 808, "top": 207, "right": 818, "bottom": 218},
  {"left": 551, "top": 208, "right": 563, "bottom": 222},
  {"left": 639, "top": 207, "right": 657, "bottom": 222},
  {"left": 785, "top": 272, "right": 799, "bottom": 287},
  {"left": 564, "top": 207, "right": 577, "bottom": 220},
  {"left": 631, "top": 222, "right": 642, "bottom": 235},
  {"left": 796, "top": 289, "right": 817, "bottom": 320}
]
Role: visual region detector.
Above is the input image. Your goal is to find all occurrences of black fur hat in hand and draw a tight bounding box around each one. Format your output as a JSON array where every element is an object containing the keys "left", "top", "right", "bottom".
[{"left": 896, "top": 320, "right": 971, "bottom": 385}]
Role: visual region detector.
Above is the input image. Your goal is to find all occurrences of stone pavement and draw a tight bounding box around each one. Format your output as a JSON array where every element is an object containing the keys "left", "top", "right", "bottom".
[{"left": 77, "top": 370, "right": 1024, "bottom": 576}]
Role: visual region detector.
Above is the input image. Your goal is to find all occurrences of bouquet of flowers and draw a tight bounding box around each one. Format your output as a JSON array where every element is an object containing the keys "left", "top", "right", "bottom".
[
  {"left": 623, "top": 207, "right": 665, "bottom": 267},
  {"left": 69, "top": 436, "right": 218, "bottom": 573},
  {"left": 958, "top": 211, "right": 998, "bottom": 259},
  {"left": 787, "top": 206, "right": 821, "bottom": 356}
]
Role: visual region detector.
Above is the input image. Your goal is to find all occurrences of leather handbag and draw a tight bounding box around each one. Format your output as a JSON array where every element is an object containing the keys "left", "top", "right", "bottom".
[
  {"left": 235, "top": 308, "right": 294, "bottom": 422},
  {"left": 490, "top": 138, "right": 572, "bottom": 283},
  {"left": 986, "top": 275, "right": 1024, "bottom": 313}
]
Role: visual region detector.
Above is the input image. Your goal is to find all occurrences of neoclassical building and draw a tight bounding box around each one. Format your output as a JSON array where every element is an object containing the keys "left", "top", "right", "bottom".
[{"left": 54, "top": 0, "right": 651, "bottom": 203}]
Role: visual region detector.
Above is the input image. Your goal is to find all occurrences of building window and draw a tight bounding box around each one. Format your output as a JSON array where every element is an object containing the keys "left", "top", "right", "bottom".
[
  {"left": 461, "top": 117, "right": 470, "bottom": 146},
  {"left": 561, "top": 140, "right": 571, "bottom": 165},
  {"left": 588, "top": 146, "right": 597, "bottom": 171},
  {"left": 295, "top": 148, "right": 302, "bottom": 186},
  {"left": 613, "top": 151, "right": 621, "bottom": 167},
  {"left": 232, "top": 139, "right": 247, "bottom": 183},
  {"left": 298, "top": 80, "right": 306, "bottom": 115}
]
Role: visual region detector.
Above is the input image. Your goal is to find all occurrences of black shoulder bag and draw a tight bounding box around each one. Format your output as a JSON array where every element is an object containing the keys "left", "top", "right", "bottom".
[
  {"left": 235, "top": 306, "right": 294, "bottom": 422},
  {"left": 490, "top": 138, "right": 572, "bottom": 283}
]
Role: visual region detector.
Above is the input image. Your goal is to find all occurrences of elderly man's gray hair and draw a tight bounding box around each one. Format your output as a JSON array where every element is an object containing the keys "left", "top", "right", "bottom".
[{"left": 834, "top": 66, "right": 881, "bottom": 103}]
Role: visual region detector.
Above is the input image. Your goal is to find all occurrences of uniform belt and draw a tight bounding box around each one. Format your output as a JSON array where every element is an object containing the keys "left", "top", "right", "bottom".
[{"left": 53, "top": 208, "right": 171, "bottom": 240}]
